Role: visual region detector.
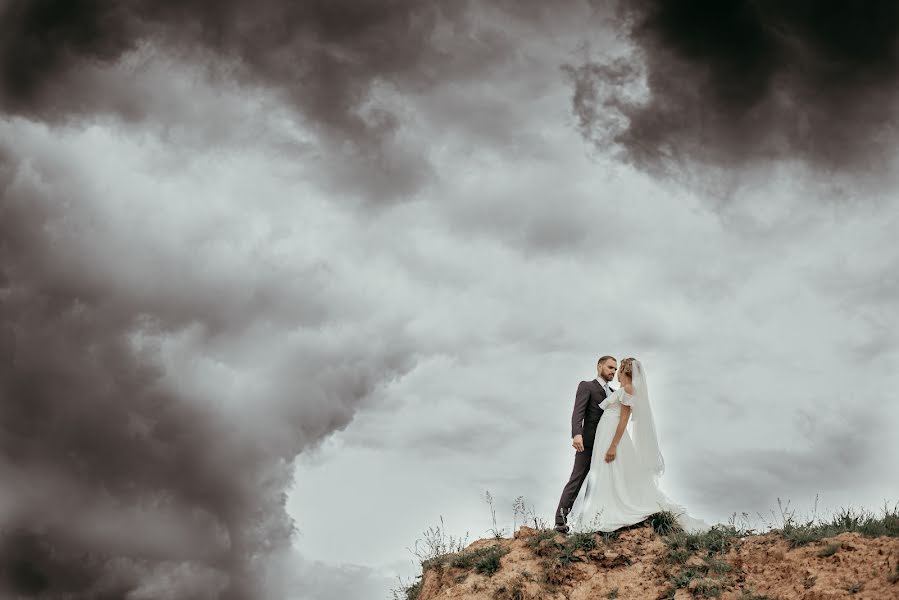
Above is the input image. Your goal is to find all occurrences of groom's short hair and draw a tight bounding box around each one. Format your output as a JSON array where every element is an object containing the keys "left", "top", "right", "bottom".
[{"left": 597, "top": 355, "right": 616, "bottom": 365}]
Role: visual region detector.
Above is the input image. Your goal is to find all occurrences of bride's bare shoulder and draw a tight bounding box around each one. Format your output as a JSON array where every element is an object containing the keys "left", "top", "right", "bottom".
[{"left": 623, "top": 383, "right": 635, "bottom": 395}]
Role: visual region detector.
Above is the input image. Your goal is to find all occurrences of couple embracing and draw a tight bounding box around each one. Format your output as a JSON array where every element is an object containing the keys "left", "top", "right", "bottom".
[{"left": 554, "top": 356, "right": 706, "bottom": 534}]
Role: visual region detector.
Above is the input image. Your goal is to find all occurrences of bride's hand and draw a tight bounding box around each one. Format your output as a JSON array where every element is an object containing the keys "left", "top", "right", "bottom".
[{"left": 604, "top": 445, "right": 617, "bottom": 463}]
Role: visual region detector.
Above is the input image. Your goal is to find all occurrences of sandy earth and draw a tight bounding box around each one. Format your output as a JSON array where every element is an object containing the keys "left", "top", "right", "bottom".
[{"left": 415, "top": 524, "right": 899, "bottom": 600}]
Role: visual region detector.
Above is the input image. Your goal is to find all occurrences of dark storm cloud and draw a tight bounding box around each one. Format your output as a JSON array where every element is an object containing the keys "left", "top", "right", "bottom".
[
  {"left": 0, "top": 0, "right": 449, "bottom": 126},
  {"left": 0, "top": 144, "right": 416, "bottom": 598},
  {"left": 569, "top": 0, "right": 899, "bottom": 175},
  {"left": 0, "top": 0, "right": 501, "bottom": 202}
]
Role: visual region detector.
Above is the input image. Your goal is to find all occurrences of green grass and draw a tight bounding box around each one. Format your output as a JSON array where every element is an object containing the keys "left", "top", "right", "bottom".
[
  {"left": 419, "top": 542, "right": 510, "bottom": 576},
  {"left": 779, "top": 504, "right": 899, "bottom": 548},
  {"left": 567, "top": 531, "right": 598, "bottom": 553},
  {"left": 475, "top": 546, "right": 509, "bottom": 576},
  {"left": 665, "top": 524, "right": 741, "bottom": 557},
  {"left": 408, "top": 516, "right": 469, "bottom": 571},
  {"left": 599, "top": 530, "right": 620, "bottom": 543},
  {"left": 667, "top": 546, "right": 691, "bottom": 564},
  {"left": 703, "top": 557, "right": 732, "bottom": 574},
  {"left": 691, "top": 577, "right": 724, "bottom": 598},
  {"left": 526, "top": 529, "right": 557, "bottom": 550},
  {"left": 444, "top": 544, "right": 510, "bottom": 576},
  {"left": 664, "top": 534, "right": 736, "bottom": 598},
  {"left": 556, "top": 538, "right": 585, "bottom": 565},
  {"left": 649, "top": 511, "right": 683, "bottom": 536},
  {"left": 527, "top": 529, "right": 604, "bottom": 566},
  {"left": 671, "top": 567, "right": 702, "bottom": 589}
]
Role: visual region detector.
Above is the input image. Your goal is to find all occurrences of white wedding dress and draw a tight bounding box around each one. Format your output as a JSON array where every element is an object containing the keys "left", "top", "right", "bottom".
[{"left": 568, "top": 364, "right": 707, "bottom": 533}]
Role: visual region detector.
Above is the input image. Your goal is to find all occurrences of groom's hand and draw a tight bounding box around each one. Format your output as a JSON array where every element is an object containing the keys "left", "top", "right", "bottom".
[{"left": 572, "top": 435, "right": 584, "bottom": 452}]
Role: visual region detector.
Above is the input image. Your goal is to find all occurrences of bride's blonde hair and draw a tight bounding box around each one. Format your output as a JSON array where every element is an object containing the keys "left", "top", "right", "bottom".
[{"left": 620, "top": 357, "right": 637, "bottom": 378}]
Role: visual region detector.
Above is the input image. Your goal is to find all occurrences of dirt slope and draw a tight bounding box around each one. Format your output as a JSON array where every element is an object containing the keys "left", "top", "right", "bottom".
[{"left": 414, "top": 523, "right": 899, "bottom": 600}]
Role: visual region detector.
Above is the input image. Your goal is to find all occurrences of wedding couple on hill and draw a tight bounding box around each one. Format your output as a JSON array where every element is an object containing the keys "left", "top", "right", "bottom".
[{"left": 553, "top": 356, "right": 707, "bottom": 534}]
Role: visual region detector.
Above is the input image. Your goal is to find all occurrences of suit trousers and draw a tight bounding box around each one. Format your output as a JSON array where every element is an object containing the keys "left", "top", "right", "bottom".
[{"left": 555, "top": 447, "right": 593, "bottom": 526}]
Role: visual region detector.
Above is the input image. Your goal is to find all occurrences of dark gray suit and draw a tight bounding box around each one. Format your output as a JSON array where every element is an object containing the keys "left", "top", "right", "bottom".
[{"left": 554, "top": 378, "right": 609, "bottom": 527}]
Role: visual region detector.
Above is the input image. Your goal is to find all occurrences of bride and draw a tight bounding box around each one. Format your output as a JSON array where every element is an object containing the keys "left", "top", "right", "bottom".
[{"left": 569, "top": 357, "right": 706, "bottom": 533}]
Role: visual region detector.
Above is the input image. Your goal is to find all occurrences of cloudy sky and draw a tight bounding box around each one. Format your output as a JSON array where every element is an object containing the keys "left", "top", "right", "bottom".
[{"left": 2, "top": 1, "right": 898, "bottom": 599}]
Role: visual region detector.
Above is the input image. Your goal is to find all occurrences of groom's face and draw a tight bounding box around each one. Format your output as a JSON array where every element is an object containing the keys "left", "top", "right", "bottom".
[{"left": 598, "top": 359, "right": 617, "bottom": 382}]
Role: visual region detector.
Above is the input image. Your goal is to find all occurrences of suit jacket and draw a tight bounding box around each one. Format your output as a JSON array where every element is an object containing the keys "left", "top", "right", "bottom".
[{"left": 570, "top": 379, "right": 609, "bottom": 450}]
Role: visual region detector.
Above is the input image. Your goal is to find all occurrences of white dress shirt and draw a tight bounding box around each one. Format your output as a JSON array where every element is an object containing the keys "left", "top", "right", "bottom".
[{"left": 595, "top": 377, "right": 612, "bottom": 396}]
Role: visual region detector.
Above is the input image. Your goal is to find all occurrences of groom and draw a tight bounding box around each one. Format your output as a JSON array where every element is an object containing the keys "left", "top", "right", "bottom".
[{"left": 553, "top": 355, "right": 617, "bottom": 533}]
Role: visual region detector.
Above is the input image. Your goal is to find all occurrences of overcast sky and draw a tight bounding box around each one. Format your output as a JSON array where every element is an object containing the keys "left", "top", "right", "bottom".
[{"left": 2, "top": 1, "right": 898, "bottom": 599}]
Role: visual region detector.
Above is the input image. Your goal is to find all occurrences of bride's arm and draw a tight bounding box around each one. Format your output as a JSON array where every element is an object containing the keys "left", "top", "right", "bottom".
[{"left": 605, "top": 385, "right": 635, "bottom": 463}]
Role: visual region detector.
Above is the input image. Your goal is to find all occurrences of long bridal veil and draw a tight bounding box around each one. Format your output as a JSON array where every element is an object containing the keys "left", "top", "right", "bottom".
[
  {"left": 631, "top": 359, "right": 709, "bottom": 532},
  {"left": 630, "top": 359, "right": 665, "bottom": 478}
]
